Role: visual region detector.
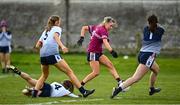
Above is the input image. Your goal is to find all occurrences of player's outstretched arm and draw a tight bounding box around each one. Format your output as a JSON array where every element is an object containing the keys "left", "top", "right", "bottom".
[
  {"left": 54, "top": 33, "right": 68, "bottom": 53},
  {"left": 77, "top": 26, "right": 89, "bottom": 46},
  {"left": 103, "top": 39, "right": 118, "bottom": 58}
]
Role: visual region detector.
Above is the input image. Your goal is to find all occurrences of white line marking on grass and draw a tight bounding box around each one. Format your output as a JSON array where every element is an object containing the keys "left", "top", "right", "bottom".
[
  {"left": 25, "top": 101, "right": 59, "bottom": 105},
  {"left": 24, "top": 98, "right": 104, "bottom": 105},
  {"left": 0, "top": 75, "right": 9, "bottom": 79},
  {"left": 60, "top": 98, "right": 104, "bottom": 103}
]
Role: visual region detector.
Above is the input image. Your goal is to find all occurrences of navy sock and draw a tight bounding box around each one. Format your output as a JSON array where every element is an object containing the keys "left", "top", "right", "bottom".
[
  {"left": 116, "top": 78, "right": 121, "bottom": 82},
  {"left": 79, "top": 86, "right": 86, "bottom": 94},
  {"left": 150, "top": 87, "right": 154, "bottom": 90},
  {"left": 32, "top": 90, "right": 38, "bottom": 97},
  {"left": 81, "top": 81, "right": 85, "bottom": 86},
  {"left": 118, "top": 87, "right": 123, "bottom": 91}
]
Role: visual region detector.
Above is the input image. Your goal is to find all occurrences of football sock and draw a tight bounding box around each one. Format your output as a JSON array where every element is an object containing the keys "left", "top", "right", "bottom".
[
  {"left": 116, "top": 78, "right": 121, "bottom": 82},
  {"left": 32, "top": 89, "right": 38, "bottom": 98},
  {"left": 16, "top": 70, "right": 21, "bottom": 75},
  {"left": 79, "top": 86, "right": 86, "bottom": 94},
  {"left": 150, "top": 87, "right": 154, "bottom": 90},
  {"left": 81, "top": 81, "right": 85, "bottom": 86}
]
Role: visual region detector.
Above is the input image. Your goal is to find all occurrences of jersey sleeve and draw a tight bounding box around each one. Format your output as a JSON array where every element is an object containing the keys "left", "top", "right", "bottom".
[
  {"left": 88, "top": 25, "right": 96, "bottom": 34},
  {"left": 53, "top": 27, "right": 62, "bottom": 37}
]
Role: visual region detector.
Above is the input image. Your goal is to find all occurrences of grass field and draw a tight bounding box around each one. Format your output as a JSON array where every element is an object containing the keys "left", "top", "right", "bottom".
[{"left": 0, "top": 52, "right": 180, "bottom": 104}]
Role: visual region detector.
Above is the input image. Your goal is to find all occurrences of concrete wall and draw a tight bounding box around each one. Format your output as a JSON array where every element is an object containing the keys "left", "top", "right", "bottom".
[{"left": 0, "top": 0, "right": 180, "bottom": 55}]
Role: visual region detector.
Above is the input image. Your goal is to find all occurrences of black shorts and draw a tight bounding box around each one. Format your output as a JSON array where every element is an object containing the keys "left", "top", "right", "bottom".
[
  {"left": 39, "top": 83, "right": 51, "bottom": 97},
  {"left": 40, "top": 54, "right": 63, "bottom": 65},
  {"left": 0, "top": 46, "right": 11, "bottom": 53},
  {"left": 138, "top": 52, "right": 156, "bottom": 68},
  {"left": 87, "top": 52, "right": 103, "bottom": 62}
]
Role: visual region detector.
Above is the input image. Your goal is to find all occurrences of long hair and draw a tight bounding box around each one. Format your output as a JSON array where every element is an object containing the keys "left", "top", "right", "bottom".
[
  {"left": 148, "top": 14, "right": 158, "bottom": 24},
  {"left": 45, "top": 15, "right": 60, "bottom": 32},
  {"left": 101, "top": 16, "right": 117, "bottom": 27}
]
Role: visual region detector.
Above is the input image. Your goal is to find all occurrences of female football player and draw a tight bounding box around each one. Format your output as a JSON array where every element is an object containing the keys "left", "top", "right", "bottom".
[
  {"left": 33, "top": 15, "right": 94, "bottom": 98},
  {"left": 8, "top": 65, "right": 79, "bottom": 98},
  {"left": 111, "top": 14, "right": 165, "bottom": 98},
  {"left": 0, "top": 20, "right": 12, "bottom": 73},
  {"left": 77, "top": 16, "right": 123, "bottom": 87}
]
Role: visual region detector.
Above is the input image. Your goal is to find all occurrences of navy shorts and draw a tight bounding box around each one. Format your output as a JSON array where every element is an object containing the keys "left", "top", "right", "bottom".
[
  {"left": 39, "top": 83, "right": 51, "bottom": 97},
  {"left": 87, "top": 52, "right": 103, "bottom": 62},
  {"left": 138, "top": 52, "right": 156, "bottom": 68},
  {"left": 40, "top": 54, "right": 63, "bottom": 65},
  {"left": 0, "top": 46, "right": 11, "bottom": 53}
]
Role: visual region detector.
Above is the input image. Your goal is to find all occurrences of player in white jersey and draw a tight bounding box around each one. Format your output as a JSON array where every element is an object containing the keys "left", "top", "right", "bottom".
[
  {"left": 111, "top": 14, "right": 165, "bottom": 98},
  {"left": 8, "top": 65, "right": 79, "bottom": 98},
  {"left": 0, "top": 20, "right": 12, "bottom": 73},
  {"left": 33, "top": 15, "right": 94, "bottom": 98}
]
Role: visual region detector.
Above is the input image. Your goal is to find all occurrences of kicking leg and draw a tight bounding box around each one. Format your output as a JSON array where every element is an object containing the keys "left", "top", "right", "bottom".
[
  {"left": 111, "top": 64, "right": 149, "bottom": 98},
  {"left": 99, "top": 55, "right": 121, "bottom": 83}
]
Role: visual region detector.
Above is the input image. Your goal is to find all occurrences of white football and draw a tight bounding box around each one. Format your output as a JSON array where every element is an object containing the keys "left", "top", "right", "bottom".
[{"left": 22, "top": 89, "right": 29, "bottom": 94}]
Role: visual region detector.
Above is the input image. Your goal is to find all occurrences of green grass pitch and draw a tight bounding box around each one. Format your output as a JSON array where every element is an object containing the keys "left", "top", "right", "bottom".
[{"left": 0, "top": 52, "right": 180, "bottom": 104}]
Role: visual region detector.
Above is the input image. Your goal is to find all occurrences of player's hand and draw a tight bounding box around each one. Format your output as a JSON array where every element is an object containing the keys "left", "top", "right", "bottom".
[
  {"left": 110, "top": 50, "right": 118, "bottom": 58},
  {"left": 62, "top": 47, "right": 68, "bottom": 54},
  {"left": 77, "top": 36, "right": 84, "bottom": 46}
]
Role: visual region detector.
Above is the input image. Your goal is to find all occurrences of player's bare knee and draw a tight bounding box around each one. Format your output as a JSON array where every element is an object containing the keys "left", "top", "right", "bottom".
[
  {"left": 151, "top": 68, "right": 159, "bottom": 75},
  {"left": 92, "top": 71, "right": 100, "bottom": 77}
]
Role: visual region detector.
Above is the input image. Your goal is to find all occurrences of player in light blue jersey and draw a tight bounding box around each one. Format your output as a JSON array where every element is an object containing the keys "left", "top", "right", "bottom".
[
  {"left": 111, "top": 14, "right": 165, "bottom": 98},
  {"left": 33, "top": 15, "right": 94, "bottom": 98},
  {"left": 0, "top": 20, "right": 12, "bottom": 73}
]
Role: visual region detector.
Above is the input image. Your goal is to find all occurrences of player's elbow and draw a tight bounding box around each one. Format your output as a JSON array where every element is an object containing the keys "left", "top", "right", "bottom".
[
  {"left": 81, "top": 26, "right": 89, "bottom": 31},
  {"left": 35, "top": 41, "right": 42, "bottom": 49}
]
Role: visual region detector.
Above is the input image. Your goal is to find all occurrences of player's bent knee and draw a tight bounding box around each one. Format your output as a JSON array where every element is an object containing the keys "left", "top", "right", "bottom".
[{"left": 92, "top": 71, "right": 100, "bottom": 77}]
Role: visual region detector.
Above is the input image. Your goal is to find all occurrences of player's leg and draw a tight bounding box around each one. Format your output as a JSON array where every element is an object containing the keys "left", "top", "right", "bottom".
[
  {"left": 81, "top": 61, "right": 100, "bottom": 85},
  {"left": 55, "top": 59, "right": 82, "bottom": 88},
  {"left": 149, "top": 61, "right": 161, "bottom": 95},
  {"left": 8, "top": 65, "right": 37, "bottom": 86},
  {"left": 33, "top": 65, "right": 49, "bottom": 97},
  {"left": 0, "top": 53, "right": 6, "bottom": 73},
  {"left": 20, "top": 72, "right": 37, "bottom": 86},
  {"left": 121, "top": 64, "right": 148, "bottom": 89},
  {"left": 99, "top": 55, "right": 121, "bottom": 84},
  {"left": 5, "top": 53, "right": 10, "bottom": 73},
  {"left": 54, "top": 59, "right": 95, "bottom": 97},
  {"left": 111, "top": 64, "right": 149, "bottom": 98}
]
